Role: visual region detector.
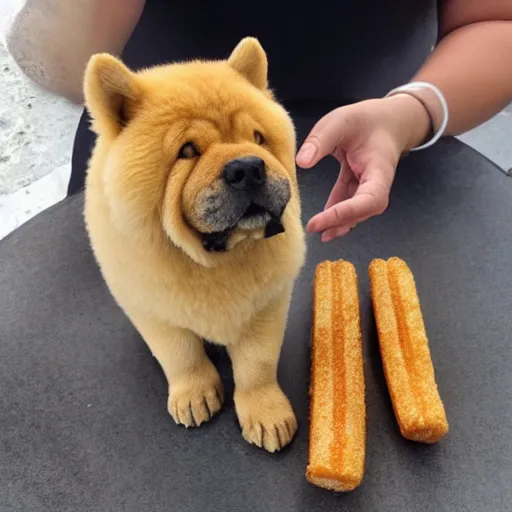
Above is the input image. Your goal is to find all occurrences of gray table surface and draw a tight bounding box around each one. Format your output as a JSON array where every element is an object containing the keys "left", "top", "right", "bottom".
[{"left": 1, "top": 111, "right": 511, "bottom": 512}]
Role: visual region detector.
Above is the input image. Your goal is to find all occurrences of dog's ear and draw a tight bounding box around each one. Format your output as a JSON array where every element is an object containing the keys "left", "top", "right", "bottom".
[
  {"left": 228, "top": 37, "right": 268, "bottom": 90},
  {"left": 83, "top": 53, "right": 143, "bottom": 137}
]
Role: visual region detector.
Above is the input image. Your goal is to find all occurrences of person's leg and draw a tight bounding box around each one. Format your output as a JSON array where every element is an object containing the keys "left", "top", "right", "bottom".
[{"left": 68, "top": 110, "right": 96, "bottom": 196}]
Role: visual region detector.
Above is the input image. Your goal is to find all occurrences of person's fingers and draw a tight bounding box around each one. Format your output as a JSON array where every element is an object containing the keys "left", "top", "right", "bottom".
[
  {"left": 306, "top": 175, "right": 390, "bottom": 233},
  {"left": 324, "top": 178, "right": 348, "bottom": 212},
  {"left": 320, "top": 225, "right": 354, "bottom": 242},
  {"left": 307, "top": 195, "right": 375, "bottom": 233},
  {"left": 324, "top": 163, "right": 353, "bottom": 211},
  {"left": 296, "top": 109, "right": 352, "bottom": 169}
]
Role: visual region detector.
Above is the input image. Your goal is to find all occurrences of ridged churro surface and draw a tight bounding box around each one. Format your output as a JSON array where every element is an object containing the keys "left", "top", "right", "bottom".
[
  {"left": 306, "top": 260, "right": 366, "bottom": 492},
  {"left": 369, "top": 257, "right": 448, "bottom": 444}
]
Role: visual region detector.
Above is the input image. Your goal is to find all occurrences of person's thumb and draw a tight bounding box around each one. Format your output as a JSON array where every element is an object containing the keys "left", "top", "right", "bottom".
[{"left": 296, "top": 108, "right": 351, "bottom": 169}]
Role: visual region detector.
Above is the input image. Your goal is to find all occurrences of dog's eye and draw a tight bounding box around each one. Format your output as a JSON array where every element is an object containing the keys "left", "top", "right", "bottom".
[
  {"left": 254, "top": 131, "right": 265, "bottom": 145},
  {"left": 178, "top": 142, "right": 200, "bottom": 159}
]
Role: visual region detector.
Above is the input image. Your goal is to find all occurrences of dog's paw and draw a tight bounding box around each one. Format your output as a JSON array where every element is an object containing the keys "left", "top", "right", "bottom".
[
  {"left": 235, "top": 384, "right": 297, "bottom": 452},
  {"left": 168, "top": 363, "right": 224, "bottom": 428}
]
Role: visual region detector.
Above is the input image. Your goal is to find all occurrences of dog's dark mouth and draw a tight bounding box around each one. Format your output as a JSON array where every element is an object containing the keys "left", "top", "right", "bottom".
[
  {"left": 200, "top": 229, "right": 232, "bottom": 253},
  {"left": 242, "top": 203, "right": 266, "bottom": 219},
  {"left": 199, "top": 202, "right": 285, "bottom": 253}
]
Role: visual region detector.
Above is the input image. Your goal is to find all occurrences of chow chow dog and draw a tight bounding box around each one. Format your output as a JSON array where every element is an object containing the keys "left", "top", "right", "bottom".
[{"left": 83, "top": 37, "right": 306, "bottom": 452}]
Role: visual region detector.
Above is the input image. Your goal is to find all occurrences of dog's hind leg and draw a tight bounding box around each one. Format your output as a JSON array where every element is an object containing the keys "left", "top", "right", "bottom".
[{"left": 130, "top": 313, "right": 224, "bottom": 428}]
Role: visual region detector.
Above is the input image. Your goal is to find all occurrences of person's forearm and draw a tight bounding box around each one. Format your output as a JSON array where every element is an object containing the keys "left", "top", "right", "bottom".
[
  {"left": 6, "top": 0, "right": 145, "bottom": 103},
  {"left": 413, "top": 21, "right": 512, "bottom": 137}
]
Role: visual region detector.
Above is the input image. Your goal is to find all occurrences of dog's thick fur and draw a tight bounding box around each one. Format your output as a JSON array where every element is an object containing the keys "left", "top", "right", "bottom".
[{"left": 83, "top": 38, "right": 306, "bottom": 452}]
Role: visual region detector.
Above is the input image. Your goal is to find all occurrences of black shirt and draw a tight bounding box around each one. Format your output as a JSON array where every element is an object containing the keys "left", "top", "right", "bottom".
[{"left": 124, "top": 0, "right": 438, "bottom": 103}]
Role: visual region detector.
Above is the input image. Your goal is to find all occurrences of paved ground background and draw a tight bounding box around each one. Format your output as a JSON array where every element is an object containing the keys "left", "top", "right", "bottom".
[
  {"left": 1, "top": 0, "right": 81, "bottom": 239},
  {"left": 1, "top": 0, "right": 511, "bottom": 240}
]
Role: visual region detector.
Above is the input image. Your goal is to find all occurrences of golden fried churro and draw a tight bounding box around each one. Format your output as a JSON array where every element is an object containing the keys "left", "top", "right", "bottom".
[
  {"left": 369, "top": 257, "right": 448, "bottom": 444},
  {"left": 306, "top": 260, "right": 366, "bottom": 492}
]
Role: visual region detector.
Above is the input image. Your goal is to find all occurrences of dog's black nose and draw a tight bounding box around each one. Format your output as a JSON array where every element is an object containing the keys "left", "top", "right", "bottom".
[{"left": 223, "top": 157, "right": 266, "bottom": 191}]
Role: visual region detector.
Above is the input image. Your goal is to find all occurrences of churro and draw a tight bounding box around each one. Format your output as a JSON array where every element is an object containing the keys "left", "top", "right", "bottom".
[
  {"left": 369, "top": 257, "right": 448, "bottom": 444},
  {"left": 306, "top": 260, "right": 366, "bottom": 492}
]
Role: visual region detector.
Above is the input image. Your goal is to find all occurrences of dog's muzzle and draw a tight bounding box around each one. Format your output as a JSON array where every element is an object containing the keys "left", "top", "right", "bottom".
[{"left": 195, "top": 156, "right": 291, "bottom": 252}]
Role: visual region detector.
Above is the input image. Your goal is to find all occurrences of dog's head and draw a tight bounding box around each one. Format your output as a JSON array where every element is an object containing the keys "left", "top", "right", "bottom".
[{"left": 84, "top": 38, "right": 298, "bottom": 267}]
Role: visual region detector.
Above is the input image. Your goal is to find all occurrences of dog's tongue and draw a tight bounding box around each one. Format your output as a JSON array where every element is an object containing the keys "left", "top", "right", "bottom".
[{"left": 264, "top": 217, "right": 285, "bottom": 239}]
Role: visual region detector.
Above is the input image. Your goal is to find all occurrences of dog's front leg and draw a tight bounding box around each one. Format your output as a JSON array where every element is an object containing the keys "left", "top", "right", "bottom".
[
  {"left": 229, "top": 288, "right": 297, "bottom": 452},
  {"left": 130, "top": 313, "right": 224, "bottom": 427}
]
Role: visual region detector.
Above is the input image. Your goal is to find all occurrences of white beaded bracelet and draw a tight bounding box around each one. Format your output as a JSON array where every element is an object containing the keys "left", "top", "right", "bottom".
[{"left": 386, "top": 81, "right": 449, "bottom": 151}]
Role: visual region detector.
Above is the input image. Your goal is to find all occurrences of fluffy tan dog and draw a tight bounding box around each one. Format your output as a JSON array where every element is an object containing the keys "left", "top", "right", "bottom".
[{"left": 83, "top": 38, "right": 306, "bottom": 452}]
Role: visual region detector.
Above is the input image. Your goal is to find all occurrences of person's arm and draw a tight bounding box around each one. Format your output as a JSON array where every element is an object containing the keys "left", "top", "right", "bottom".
[
  {"left": 6, "top": 0, "right": 145, "bottom": 104},
  {"left": 297, "top": 0, "right": 512, "bottom": 241},
  {"left": 413, "top": 0, "right": 512, "bottom": 137}
]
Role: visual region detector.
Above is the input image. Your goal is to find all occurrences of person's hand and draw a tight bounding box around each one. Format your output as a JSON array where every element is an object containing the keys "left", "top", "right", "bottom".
[{"left": 296, "top": 94, "right": 431, "bottom": 242}]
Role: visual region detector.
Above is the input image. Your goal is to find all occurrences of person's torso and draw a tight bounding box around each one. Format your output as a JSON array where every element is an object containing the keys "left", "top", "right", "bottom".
[{"left": 126, "top": 0, "right": 438, "bottom": 103}]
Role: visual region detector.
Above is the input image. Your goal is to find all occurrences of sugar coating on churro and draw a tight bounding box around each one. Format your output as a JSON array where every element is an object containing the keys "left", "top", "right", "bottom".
[
  {"left": 369, "top": 257, "right": 449, "bottom": 444},
  {"left": 307, "top": 260, "right": 366, "bottom": 492}
]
